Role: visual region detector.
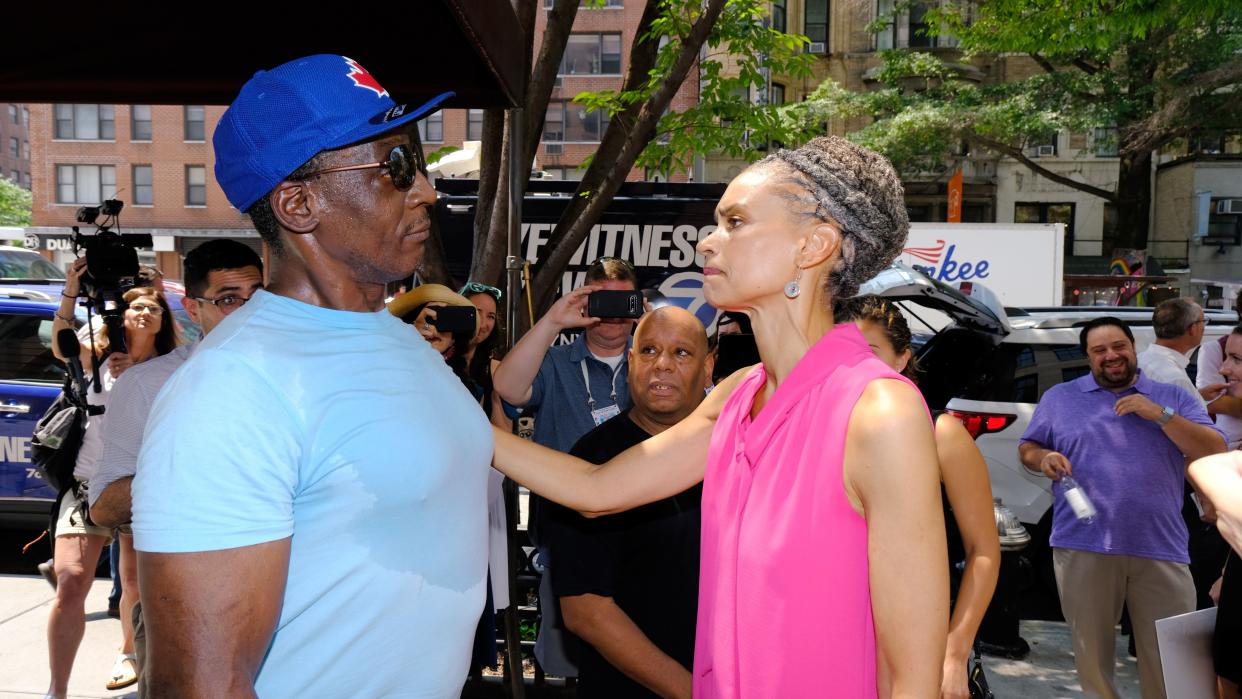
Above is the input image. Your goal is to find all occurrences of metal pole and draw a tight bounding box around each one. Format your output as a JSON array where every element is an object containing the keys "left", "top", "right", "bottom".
[{"left": 502, "top": 107, "right": 526, "bottom": 699}]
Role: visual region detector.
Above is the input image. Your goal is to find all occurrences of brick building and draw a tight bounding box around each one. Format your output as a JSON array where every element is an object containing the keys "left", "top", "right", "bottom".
[
  {"left": 424, "top": 0, "right": 698, "bottom": 182},
  {"left": 0, "top": 103, "right": 30, "bottom": 190},
  {"left": 25, "top": 104, "right": 255, "bottom": 278}
]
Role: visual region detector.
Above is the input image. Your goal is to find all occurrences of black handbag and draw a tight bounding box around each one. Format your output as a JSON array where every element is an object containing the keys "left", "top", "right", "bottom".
[
  {"left": 968, "top": 647, "right": 994, "bottom": 699},
  {"left": 30, "top": 377, "right": 88, "bottom": 495}
]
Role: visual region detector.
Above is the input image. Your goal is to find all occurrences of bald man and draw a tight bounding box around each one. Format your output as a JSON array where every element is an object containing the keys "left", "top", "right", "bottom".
[{"left": 543, "top": 307, "right": 713, "bottom": 699}]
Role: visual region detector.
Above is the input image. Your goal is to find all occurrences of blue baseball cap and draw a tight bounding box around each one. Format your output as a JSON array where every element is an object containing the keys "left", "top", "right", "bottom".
[{"left": 213, "top": 54, "right": 453, "bottom": 212}]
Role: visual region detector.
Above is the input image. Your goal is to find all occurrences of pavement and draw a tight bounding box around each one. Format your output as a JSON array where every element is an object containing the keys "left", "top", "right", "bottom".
[{"left": 0, "top": 572, "right": 1144, "bottom": 699}]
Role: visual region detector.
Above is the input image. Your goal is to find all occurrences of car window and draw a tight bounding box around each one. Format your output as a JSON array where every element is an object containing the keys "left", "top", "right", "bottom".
[
  {"left": 0, "top": 314, "right": 66, "bottom": 383},
  {"left": 0, "top": 250, "right": 67, "bottom": 280},
  {"left": 993, "top": 343, "right": 1088, "bottom": 403}
]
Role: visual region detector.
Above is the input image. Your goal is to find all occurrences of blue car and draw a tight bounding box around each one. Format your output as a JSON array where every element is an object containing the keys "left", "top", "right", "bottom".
[{"left": 0, "top": 281, "right": 195, "bottom": 527}]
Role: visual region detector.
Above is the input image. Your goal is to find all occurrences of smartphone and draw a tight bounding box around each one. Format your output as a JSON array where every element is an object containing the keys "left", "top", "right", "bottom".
[
  {"left": 428, "top": 306, "right": 477, "bottom": 334},
  {"left": 588, "top": 290, "right": 643, "bottom": 319}
]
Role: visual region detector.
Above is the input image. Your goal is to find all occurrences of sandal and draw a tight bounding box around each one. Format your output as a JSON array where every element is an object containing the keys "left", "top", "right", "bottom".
[{"left": 105, "top": 652, "right": 138, "bottom": 691}]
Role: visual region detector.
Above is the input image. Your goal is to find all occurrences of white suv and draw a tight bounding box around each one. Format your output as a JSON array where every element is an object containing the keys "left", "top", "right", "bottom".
[{"left": 866, "top": 265, "right": 1235, "bottom": 609}]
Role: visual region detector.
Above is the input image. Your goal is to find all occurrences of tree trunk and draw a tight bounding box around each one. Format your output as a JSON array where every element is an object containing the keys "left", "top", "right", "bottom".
[
  {"left": 529, "top": 0, "right": 724, "bottom": 316},
  {"left": 1113, "top": 147, "right": 1153, "bottom": 251}
]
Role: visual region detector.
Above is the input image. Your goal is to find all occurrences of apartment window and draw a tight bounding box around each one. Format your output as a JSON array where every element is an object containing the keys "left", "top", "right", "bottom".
[
  {"left": 185, "top": 166, "right": 207, "bottom": 206},
  {"left": 1016, "top": 202, "right": 1075, "bottom": 249},
  {"left": 805, "top": 0, "right": 828, "bottom": 45},
  {"left": 21, "top": 172, "right": 30, "bottom": 189},
  {"left": 1190, "top": 132, "right": 1225, "bottom": 155},
  {"left": 560, "top": 34, "right": 623, "bottom": 75},
  {"left": 418, "top": 111, "right": 443, "bottom": 143},
  {"left": 908, "top": 2, "right": 934, "bottom": 48},
  {"left": 8, "top": 138, "right": 16, "bottom": 158},
  {"left": 21, "top": 141, "right": 28, "bottom": 159},
  {"left": 771, "top": 0, "right": 786, "bottom": 32},
  {"left": 9, "top": 171, "right": 17, "bottom": 183},
  {"left": 467, "top": 109, "right": 484, "bottom": 141},
  {"left": 1030, "top": 131, "right": 1058, "bottom": 157},
  {"left": 770, "top": 83, "right": 786, "bottom": 106},
  {"left": 21, "top": 107, "right": 28, "bottom": 127},
  {"left": 132, "top": 165, "right": 154, "bottom": 205},
  {"left": 7, "top": 105, "right": 16, "bottom": 124},
  {"left": 53, "top": 104, "right": 115, "bottom": 140},
  {"left": 1207, "top": 199, "right": 1242, "bottom": 245},
  {"left": 544, "top": 101, "right": 610, "bottom": 143},
  {"left": 55, "top": 164, "right": 116, "bottom": 204},
  {"left": 132, "top": 105, "right": 153, "bottom": 141},
  {"left": 184, "top": 106, "right": 206, "bottom": 141},
  {"left": 1093, "top": 127, "right": 1118, "bottom": 157}
]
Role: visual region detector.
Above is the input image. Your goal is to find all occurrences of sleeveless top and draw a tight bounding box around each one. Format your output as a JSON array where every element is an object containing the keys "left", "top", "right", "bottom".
[{"left": 694, "top": 323, "right": 916, "bottom": 698}]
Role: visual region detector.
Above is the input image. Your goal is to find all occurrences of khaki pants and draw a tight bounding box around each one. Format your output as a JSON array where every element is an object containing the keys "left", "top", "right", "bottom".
[{"left": 1053, "top": 548, "right": 1195, "bottom": 699}]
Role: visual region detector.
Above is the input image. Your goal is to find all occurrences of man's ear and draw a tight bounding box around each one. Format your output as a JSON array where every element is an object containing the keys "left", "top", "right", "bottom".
[
  {"left": 271, "top": 181, "right": 318, "bottom": 235},
  {"left": 701, "top": 351, "right": 716, "bottom": 390},
  {"left": 181, "top": 296, "right": 202, "bottom": 325},
  {"left": 798, "top": 221, "right": 842, "bottom": 269}
]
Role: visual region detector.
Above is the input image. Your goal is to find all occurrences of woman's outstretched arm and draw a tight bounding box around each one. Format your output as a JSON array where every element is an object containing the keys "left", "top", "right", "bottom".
[{"left": 492, "top": 367, "right": 748, "bottom": 516}]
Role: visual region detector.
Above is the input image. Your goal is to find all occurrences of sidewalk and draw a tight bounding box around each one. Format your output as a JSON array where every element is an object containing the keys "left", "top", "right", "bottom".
[
  {"left": 0, "top": 572, "right": 1142, "bottom": 698},
  {"left": 0, "top": 574, "right": 133, "bottom": 699}
]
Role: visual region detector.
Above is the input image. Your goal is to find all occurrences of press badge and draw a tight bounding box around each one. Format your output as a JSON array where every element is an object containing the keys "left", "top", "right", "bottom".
[{"left": 591, "top": 404, "right": 621, "bottom": 426}]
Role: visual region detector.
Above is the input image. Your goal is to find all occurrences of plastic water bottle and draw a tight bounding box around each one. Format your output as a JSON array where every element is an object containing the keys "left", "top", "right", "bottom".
[{"left": 1060, "top": 476, "right": 1096, "bottom": 523}]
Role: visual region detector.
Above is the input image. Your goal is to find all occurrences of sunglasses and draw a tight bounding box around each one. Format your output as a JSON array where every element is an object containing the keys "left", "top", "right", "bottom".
[
  {"left": 460, "top": 282, "right": 502, "bottom": 301},
  {"left": 302, "top": 143, "right": 428, "bottom": 190}
]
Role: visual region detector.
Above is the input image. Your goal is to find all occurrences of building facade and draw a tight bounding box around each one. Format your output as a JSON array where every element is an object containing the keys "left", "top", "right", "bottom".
[
  {"left": 0, "top": 103, "right": 31, "bottom": 190},
  {"left": 26, "top": 104, "right": 258, "bottom": 278}
]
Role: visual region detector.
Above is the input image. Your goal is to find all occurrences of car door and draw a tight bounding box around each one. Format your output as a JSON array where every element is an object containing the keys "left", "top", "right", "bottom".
[{"left": 0, "top": 304, "right": 65, "bottom": 504}]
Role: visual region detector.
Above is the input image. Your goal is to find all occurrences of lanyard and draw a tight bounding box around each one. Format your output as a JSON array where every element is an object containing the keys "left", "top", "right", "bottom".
[{"left": 581, "top": 357, "right": 623, "bottom": 410}]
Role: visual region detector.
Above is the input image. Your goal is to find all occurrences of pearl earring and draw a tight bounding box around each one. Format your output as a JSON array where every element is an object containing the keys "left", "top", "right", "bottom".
[{"left": 784, "top": 269, "right": 802, "bottom": 299}]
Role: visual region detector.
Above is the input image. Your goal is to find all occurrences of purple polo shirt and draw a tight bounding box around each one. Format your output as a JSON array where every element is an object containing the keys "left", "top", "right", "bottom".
[{"left": 1020, "top": 371, "right": 1223, "bottom": 564}]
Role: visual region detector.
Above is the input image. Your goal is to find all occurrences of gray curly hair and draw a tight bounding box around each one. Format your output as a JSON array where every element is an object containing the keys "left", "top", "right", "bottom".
[{"left": 755, "top": 136, "right": 910, "bottom": 299}]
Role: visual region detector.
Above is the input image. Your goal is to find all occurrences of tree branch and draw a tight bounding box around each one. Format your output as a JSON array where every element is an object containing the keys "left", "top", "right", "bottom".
[
  {"left": 1030, "top": 53, "right": 1057, "bottom": 75},
  {"left": 1123, "top": 53, "right": 1242, "bottom": 156},
  {"left": 967, "top": 133, "right": 1119, "bottom": 203},
  {"left": 531, "top": 0, "right": 729, "bottom": 313}
]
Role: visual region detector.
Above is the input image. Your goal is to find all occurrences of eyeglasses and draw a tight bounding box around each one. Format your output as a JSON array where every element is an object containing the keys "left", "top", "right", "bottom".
[
  {"left": 460, "top": 282, "right": 502, "bottom": 301},
  {"left": 301, "top": 144, "right": 427, "bottom": 190},
  {"left": 192, "top": 294, "right": 253, "bottom": 313},
  {"left": 128, "top": 303, "right": 164, "bottom": 316}
]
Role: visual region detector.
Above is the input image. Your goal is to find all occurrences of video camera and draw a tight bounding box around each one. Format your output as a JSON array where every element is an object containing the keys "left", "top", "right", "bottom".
[{"left": 70, "top": 199, "right": 153, "bottom": 356}]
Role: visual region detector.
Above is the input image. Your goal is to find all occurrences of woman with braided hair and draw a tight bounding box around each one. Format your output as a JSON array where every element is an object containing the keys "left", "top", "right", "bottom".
[{"left": 493, "top": 136, "right": 948, "bottom": 697}]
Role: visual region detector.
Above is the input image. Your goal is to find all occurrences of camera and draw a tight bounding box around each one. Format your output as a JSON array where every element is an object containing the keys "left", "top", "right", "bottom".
[{"left": 70, "top": 199, "right": 154, "bottom": 355}]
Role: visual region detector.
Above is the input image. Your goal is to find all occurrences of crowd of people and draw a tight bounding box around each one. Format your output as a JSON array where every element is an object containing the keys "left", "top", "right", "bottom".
[{"left": 30, "top": 51, "right": 1242, "bottom": 699}]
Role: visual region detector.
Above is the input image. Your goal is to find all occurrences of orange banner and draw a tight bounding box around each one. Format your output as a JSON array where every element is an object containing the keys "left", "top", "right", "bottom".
[{"left": 947, "top": 169, "right": 963, "bottom": 223}]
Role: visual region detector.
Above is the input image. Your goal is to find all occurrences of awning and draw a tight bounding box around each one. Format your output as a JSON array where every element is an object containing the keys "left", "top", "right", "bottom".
[{"left": 0, "top": 0, "right": 525, "bottom": 108}]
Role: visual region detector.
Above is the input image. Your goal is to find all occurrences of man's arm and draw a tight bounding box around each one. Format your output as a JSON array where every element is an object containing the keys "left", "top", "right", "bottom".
[
  {"left": 493, "top": 285, "right": 597, "bottom": 406},
  {"left": 91, "top": 476, "right": 132, "bottom": 529},
  {"left": 1115, "top": 395, "right": 1227, "bottom": 461},
  {"left": 138, "top": 540, "right": 290, "bottom": 699},
  {"left": 1018, "top": 442, "right": 1073, "bottom": 479},
  {"left": 560, "top": 594, "right": 691, "bottom": 699}
]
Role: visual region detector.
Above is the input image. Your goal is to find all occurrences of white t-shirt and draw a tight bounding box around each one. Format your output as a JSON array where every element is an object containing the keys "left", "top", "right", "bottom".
[
  {"left": 132, "top": 290, "right": 493, "bottom": 698},
  {"left": 590, "top": 349, "right": 625, "bottom": 372},
  {"left": 1196, "top": 336, "right": 1242, "bottom": 449},
  {"left": 73, "top": 355, "right": 118, "bottom": 484},
  {"left": 1137, "top": 343, "right": 1205, "bottom": 410}
]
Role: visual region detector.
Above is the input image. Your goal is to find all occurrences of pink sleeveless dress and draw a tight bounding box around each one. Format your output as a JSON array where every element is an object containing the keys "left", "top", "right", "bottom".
[{"left": 693, "top": 323, "right": 915, "bottom": 698}]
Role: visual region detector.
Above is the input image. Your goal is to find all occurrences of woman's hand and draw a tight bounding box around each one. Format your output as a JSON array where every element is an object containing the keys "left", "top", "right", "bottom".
[
  {"left": 415, "top": 308, "right": 439, "bottom": 342},
  {"left": 940, "top": 654, "right": 970, "bottom": 699},
  {"left": 64, "top": 257, "right": 88, "bottom": 298}
]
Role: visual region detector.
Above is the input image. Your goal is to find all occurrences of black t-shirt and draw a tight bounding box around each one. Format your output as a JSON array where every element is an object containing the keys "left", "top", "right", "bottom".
[{"left": 543, "top": 409, "right": 702, "bottom": 699}]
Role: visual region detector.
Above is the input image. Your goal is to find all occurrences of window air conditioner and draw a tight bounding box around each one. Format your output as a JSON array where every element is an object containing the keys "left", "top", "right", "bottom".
[
  {"left": 1036, "top": 145, "right": 1056, "bottom": 157},
  {"left": 1216, "top": 199, "right": 1242, "bottom": 215},
  {"left": 808, "top": 42, "right": 827, "bottom": 54}
]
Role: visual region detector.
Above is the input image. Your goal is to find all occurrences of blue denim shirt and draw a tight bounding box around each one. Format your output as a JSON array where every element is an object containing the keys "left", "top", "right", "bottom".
[{"left": 527, "top": 333, "right": 633, "bottom": 453}]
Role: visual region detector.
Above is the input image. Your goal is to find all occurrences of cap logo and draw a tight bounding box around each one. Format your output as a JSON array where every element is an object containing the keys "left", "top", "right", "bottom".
[
  {"left": 384, "top": 104, "right": 407, "bottom": 122},
  {"left": 344, "top": 56, "right": 389, "bottom": 98}
]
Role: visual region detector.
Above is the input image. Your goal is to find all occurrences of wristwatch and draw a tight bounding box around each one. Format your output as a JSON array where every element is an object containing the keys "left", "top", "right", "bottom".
[{"left": 1157, "top": 405, "right": 1176, "bottom": 426}]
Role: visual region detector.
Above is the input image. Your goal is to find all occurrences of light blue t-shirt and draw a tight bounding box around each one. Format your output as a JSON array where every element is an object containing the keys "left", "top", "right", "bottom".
[{"left": 132, "top": 290, "right": 493, "bottom": 698}]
